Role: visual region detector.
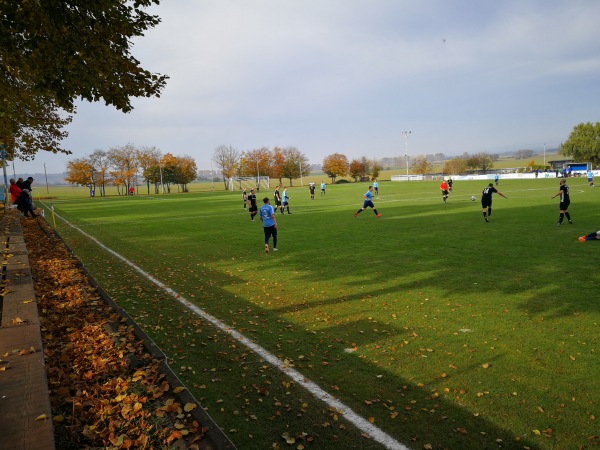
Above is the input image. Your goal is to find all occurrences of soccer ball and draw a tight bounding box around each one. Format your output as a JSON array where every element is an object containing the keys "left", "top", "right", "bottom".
[{"left": 471, "top": 195, "right": 476, "bottom": 201}]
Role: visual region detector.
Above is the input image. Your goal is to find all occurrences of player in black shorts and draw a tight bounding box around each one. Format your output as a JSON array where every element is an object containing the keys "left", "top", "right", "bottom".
[
  {"left": 247, "top": 188, "right": 258, "bottom": 221},
  {"left": 273, "top": 185, "right": 282, "bottom": 214},
  {"left": 552, "top": 178, "right": 572, "bottom": 225},
  {"left": 481, "top": 183, "right": 508, "bottom": 222}
]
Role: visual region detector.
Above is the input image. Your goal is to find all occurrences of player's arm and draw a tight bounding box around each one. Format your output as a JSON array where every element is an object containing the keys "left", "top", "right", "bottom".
[{"left": 498, "top": 192, "right": 508, "bottom": 199}]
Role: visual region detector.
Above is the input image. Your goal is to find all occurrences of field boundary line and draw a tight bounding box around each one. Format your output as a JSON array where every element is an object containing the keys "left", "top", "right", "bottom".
[{"left": 45, "top": 206, "right": 409, "bottom": 450}]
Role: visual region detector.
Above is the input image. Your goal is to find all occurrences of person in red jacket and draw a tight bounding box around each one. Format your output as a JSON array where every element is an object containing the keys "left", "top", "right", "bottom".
[
  {"left": 440, "top": 179, "right": 449, "bottom": 203},
  {"left": 9, "top": 178, "right": 22, "bottom": 204}
]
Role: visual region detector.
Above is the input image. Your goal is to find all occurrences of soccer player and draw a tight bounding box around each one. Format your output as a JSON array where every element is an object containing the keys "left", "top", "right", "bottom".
[
  {"left": 320, "top": 181, "right": 326, "bottom": 195},
  {"left": 282, "top": 187, "right": 292, "bottom": 214},
  {"left": 447, "top": 177, "right": 453, "bottom": 192},
  {"left": 587, "top": 170, "right": 594, "bottom": 187},
  {"left": 440, "top": 179, "right": 449, "bottom": 203},
  {"left": 481, "top": 183, "right": 507, "bottom": 222},
  {"left": 578, "top": 231, "right": 600, "bottom": 242},
  {"left": 309, "top": 183, "right": 316, "bottom": 200},
  {"left": 274, "top": 185, "right": 282, "bottom": 214},
  {"left": 373, "top": 179, "right": 379, "bottom": 195},
  {"left": 354, "top": 186, "right": 381, "bottom": 218},
  {"left": 242, "top": 188, "right": 248, "bottom": 210},
  {"left": 552, "top": 178, "right": 572, "bottom": 225},
  {"left": 247, "top": 188, "right": 258, "bottom": 221},
  {"left": 260, "top": 197, "right": 278, "bottom": 253}
]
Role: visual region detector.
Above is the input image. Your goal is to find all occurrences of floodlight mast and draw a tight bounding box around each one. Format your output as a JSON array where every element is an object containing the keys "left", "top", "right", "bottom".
[{"left": 401, "top": 131, "right": 412, "bottom": 180}]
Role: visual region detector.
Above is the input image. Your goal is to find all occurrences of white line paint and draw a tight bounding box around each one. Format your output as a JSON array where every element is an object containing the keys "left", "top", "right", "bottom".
[{"left": 46, "top": 207, "right": 409, "bottom": 450}]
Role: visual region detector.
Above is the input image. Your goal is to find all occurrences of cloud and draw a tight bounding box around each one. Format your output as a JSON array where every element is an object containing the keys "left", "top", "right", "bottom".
[{"left": 19, "top": 0, "right": 600, "bottom": 173}]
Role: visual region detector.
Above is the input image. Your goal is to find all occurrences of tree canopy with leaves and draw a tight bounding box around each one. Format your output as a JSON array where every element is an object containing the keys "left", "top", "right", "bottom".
[
  {"left": 322, "top": 153, "right": 349, "bottom": 183},
  {"left": 0, "top": 0, "right": 168, "bottom": 159},
  {"left": 560, "top": 122, "right": 600, "bottom": 167}
]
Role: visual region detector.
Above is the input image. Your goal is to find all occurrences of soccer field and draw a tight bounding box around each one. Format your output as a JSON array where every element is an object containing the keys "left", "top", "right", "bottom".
[{"left": 42, "top": 178, "right": 600, "bottom": 450}]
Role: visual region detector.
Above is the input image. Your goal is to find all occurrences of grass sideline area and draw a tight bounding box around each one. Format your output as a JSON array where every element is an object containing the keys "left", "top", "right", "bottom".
[{"left": 35, "top": 177, "right": 599, "bottom": 450}]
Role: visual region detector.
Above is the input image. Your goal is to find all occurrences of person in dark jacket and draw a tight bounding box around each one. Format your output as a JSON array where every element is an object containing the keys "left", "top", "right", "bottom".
[{"left": 15, "top": 189, "right": 38, "bottom": 217}]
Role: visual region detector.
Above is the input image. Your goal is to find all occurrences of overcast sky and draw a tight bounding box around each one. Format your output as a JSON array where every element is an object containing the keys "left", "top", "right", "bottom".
[{"left": 17, "top": 0, "right": 600, "bottom": 174}]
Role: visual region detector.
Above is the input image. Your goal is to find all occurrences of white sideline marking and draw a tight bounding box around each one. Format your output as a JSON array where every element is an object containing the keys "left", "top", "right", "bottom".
[{"left": 50, "top": 209, "right": 409, "bottom": 450}]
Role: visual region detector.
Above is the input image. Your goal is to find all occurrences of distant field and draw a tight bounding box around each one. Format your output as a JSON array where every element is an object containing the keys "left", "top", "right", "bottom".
[{"left": 36, "top": 175, "right": 599, "bottom": 450}]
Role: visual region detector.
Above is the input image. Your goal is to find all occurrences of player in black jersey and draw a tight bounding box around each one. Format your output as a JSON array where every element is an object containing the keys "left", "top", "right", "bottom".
[
  {"left": 247, "top": 188, "right": 258, "bottom": 221},
  {"left": 551, "top": 178, "right": 572, "bottom": 225},
  {"left": 481, "top": 183, "right": 508, "bottom": 222}
]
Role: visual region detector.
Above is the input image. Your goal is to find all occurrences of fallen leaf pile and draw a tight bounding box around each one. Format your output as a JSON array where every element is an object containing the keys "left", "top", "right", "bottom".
[{"left": 18, "top": 215, "right": 212, "bottom": 449}]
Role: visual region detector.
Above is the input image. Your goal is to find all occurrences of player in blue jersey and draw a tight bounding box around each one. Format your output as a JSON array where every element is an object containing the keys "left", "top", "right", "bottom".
[
  {"left": 259, "top": 197, "right": 278, "bottom": 253},
  {"left": 354, "top": 186, "right": 381, "bottom": 218}
]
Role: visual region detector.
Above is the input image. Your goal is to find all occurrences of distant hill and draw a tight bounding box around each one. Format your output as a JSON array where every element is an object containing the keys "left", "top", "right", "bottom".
[{"left": 12, "top": 172, "right": 70, "bottom": 186}]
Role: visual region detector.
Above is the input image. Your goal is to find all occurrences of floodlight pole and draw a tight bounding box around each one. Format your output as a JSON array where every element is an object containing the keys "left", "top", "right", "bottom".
[
  {"left": 543, "top": 143, "right": 546, "bottom": 167},
  {"left": 401, "top": 131, "right": 412, "bottom": 180}
]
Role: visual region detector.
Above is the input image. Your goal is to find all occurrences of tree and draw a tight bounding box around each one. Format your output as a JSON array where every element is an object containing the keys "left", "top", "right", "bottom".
[
  {"left": 476, "top": 152, "right": 495, "bottom": 173},
  {"left": 0, "top": 79, "right": 72, "bottom": 161},
  {"left": 213, "top": 145, "right": 240, "bottom": 189},
  {"left": 240, "top": 147, "right": 272, "bottom": 185},
  {"left": 443, "top": 158, "right": 467, "bottom": 175},
  {"left": 89, "top": 149, "right": 111, "bottom": 197},
  {"left": 108, "top": 144, "right": 138, "bottom": 195},
  {"left": 281, "top": 146, "right": 309, "bottom": 186},
  {"left": 349, "top": 159, "right": 363, "bottom": 181},
  {"left": 322, "top": 153, "right": 349, "bottom": 183},
  {"left": 0, "top": 1, "right": 168, "bottom": 113},
  {"left": 411, "top": 157, "right": 432, "bottom": 175},
  {"left": 371, "top": 163, "right": 382, "bottom": 180},
  {"left": 64, "top": 159, "right": 95, "bottom": 194},
  {"left": 269, "top": 147, "right": 286, "bottom": 185},
  {"left": 560, "top": 122, "right": 600, "bottom": 167},
  {"left": 466, "top": 153, "right": 494, "bottom": 173},
  {"left": 360, "top": 157, "right": 372, "bottom": 179},
  {"left": 138, "top": 146, "right": 162, "bottom": 194},
  {"left": 171, "top": 155, "right": 197, "bottom": 192}
]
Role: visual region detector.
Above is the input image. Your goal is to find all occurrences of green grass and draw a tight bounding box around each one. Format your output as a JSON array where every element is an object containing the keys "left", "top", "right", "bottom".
[{"left": 39, "top": 177, "right": 600, "bottom": 450}]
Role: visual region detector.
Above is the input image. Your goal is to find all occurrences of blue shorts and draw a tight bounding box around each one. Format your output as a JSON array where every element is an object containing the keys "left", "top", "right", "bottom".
[{"left": 363, "top": 200, "right": 375, "bottom": 209}]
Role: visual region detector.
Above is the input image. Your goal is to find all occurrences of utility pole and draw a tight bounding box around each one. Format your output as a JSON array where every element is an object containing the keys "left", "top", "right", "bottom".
[{"left": 401, "top": 131, "right": 412, "bottom": 180}]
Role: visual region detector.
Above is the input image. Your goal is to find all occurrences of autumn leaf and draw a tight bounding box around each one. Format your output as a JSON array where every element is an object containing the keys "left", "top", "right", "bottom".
[{"left": 184, "top": 402, "right": 197, "bottom": 412}]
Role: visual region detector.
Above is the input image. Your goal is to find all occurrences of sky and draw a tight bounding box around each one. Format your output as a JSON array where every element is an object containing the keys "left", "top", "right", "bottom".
[{"left": 17, "top": 0, "right": 600, "bottom": 174}]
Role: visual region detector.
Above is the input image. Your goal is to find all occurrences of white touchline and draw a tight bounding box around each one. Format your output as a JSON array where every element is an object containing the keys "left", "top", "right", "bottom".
[{"left": 47, "top": 208, "right": 410, "bottom": 450}]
